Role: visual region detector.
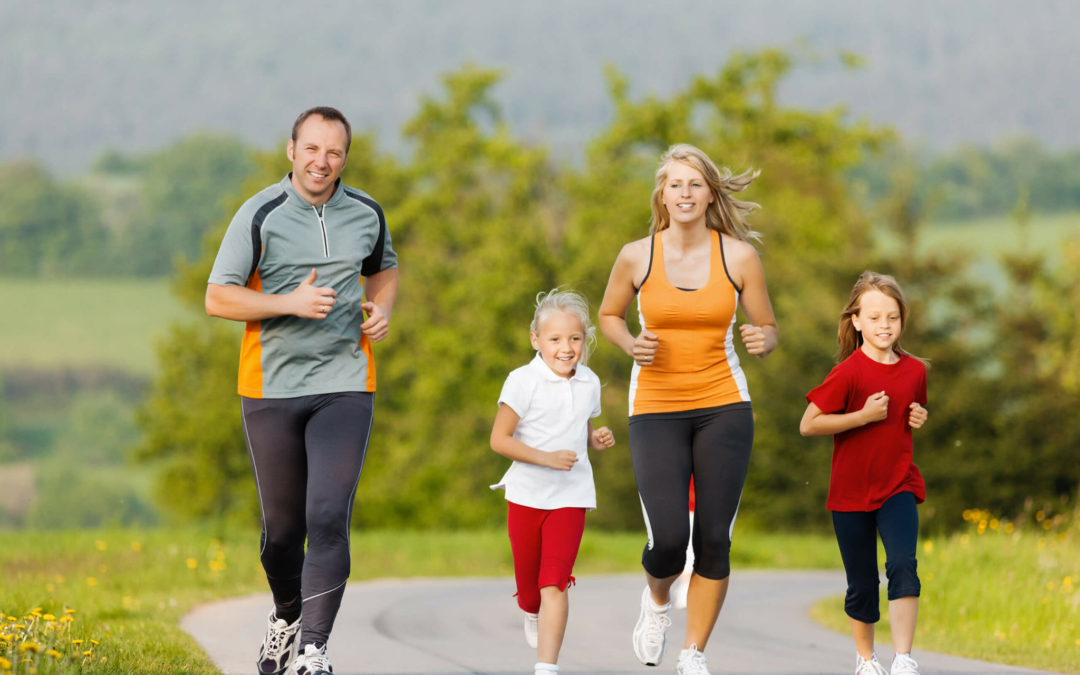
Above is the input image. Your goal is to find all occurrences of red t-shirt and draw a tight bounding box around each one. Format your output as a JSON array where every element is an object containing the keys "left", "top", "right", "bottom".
[{"left": 806, "top": 349, "right": 928, "bottom": 512}]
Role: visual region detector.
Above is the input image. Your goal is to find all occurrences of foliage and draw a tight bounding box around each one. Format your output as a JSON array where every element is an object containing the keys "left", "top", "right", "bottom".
[
  {"left": 0, "top": 161, "right": 109, "bottom": 276},
  {"left": 852, "top": 137, "right": 1080, "bottom": 221},
  {"left": 136, "top": 53, "right": 1080, "bottom": 533},
  {"left": 812, "top": 506, "right": 1080, "bottom": 674}
]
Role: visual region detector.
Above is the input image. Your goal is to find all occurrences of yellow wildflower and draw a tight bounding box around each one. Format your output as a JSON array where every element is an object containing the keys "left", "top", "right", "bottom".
[
  {"left": 95, "top": 540, "right": 107, "bottom": 551},
  {"left": 47, "top": 650, "right": 61, "bottom": 659},
  {"left": 45, "top": 584, "right": 54, "bottom": 593},
  {"left": 59, "top": 616, "right": 73, "bottom": 624},
  {"left": 922, "top": 541, "right": 933, "bottom": 554},
  {"left": 1004, "top": 522, "right": 1015, "bottom": 533},
  {"left": 83, "top": 650, "right": 92, "bottom": 656},
  {"left": 64, "top": 609, "right": 75, "bottom": 614},
  {"left": 90, "top": 640, "right": 99, "bottom": 645},
  {"left": 42, "top": 615, "right": 54, "bottom": 622},
  {"left": 0, "top": 657, "right": 9, "bottom": 669},
  {"left": 131, "top": 541, "right": 142, "bottom": 552},
  {"left": 86, "top": 577, "right": 97, "bottom": 587},
  {"left": 71, "top": 639, "right": 83, "bottom": 645},
  {"left": 186, "top": 558, "right": 198, "bottom": 569},
  {"left": 19, "top": 642, "right": 41, "bottom": 654}
]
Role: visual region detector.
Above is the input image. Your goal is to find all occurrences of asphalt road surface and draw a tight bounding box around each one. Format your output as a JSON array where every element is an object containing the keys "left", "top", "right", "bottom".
[{"left": 183, "top": 571, "right": 1058, "bottom": 675}]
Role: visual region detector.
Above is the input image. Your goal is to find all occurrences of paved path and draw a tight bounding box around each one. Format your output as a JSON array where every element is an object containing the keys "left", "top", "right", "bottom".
[{"left": 183, "top": 572, "right": 1056, "bottom": 675}]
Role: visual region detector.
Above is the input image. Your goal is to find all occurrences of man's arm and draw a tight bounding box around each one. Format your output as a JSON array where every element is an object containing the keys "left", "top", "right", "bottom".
[
  {"left": 206, "top": 268, "right": 338, "bottom": 322},
  {"left": 360, "top": 267, "right": 398, "bottom": 342}
]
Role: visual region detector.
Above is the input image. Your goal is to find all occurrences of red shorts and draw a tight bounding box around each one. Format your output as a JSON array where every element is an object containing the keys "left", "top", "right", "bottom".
[{"left": 507, "top": 502, "right": 586, "bottom": 613}]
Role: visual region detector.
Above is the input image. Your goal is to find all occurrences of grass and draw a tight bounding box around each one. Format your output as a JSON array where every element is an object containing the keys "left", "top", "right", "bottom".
[
  {"left": 810, "top": 509, "right": 1080, "bottom": 674},
  {"left": 0, "top": 279, "right": 194, "bottom": 376},
  {"left": 0, "top": 528, "right": 841, "bottom": 674}
]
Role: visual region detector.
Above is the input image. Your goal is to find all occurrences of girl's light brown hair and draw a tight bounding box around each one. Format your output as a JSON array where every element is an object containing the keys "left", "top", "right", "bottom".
[
  {"left": 649, "top": 144, "right": 762, "bottom": 244},
  {"left": 837, "top": 271, "right": 929, "bottom": 366}
]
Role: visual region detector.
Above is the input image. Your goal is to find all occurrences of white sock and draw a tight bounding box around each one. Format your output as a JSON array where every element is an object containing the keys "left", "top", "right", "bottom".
[
  {"left": 647, "top": 594, "right": 670, "bottom": 612},
  {"left": 535, "top": 663, "right": 558, "bottom": 672}
]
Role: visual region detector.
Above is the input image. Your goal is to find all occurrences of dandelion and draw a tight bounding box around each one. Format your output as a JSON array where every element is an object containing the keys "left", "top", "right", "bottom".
[
  {"left": 0, "top": 657, "right": 9, "bottom": 669},
  {"left": 63, "top": 609, "right": 75, "bottom": 615},
  {"left": 18, "top": 642, "right": 41, "bottom": 654},
  {"left": 1043, "top": 520, "right": 1053, "bottom": 531},
  {"left": 55, "top": 575, "right": 64, "bottom": 584},
  {"left": 59, "top": 616, "right": 73, "bottom": 624},
  {"left": 923, "top": 541, "right": 933, "bottom": 554},
  {"left": 86, "top": 577, "right": 98, "bottom": 587},
  {"left": 71, "top": 640, "right": 83, "bottom": 646},
  {"left": 42, "top": 615, "right": 54, "bottom": 622},
  {"left": 95, "top": 540, "right": 107, "bottom": 551},
  {"left": 927, "top": 572, "right": 934, "bottom": 581},
  {"left": 186, "top": 558, "right": 199, "bottom": 569},
  {"left": 89, "top": 640, "right": 99, "bottom": 645},
  {"left": 131, "top": 541, "right": 142, "bottom": 552},
  {"left": 1005, "top": 522, "right": 1015, "bottom": 534},
  {"left": 990, "top": 518, "right": 999, "bottom": 530},
  {"left": 47, "top": 650, "right": 61, "bottom": 659},
  {"left": 45, "top": 584, "right": 54, "bottom": 593},
  {"left": 82, "top": 650, "right": 92, "bottom": 657},
  {"left": 1037, "top": 510, "right": 1046, "bottom": 522}
]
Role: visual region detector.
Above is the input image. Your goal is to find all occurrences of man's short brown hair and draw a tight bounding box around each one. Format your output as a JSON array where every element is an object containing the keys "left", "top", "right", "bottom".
[{"left": 291, "top": 107, "right": 352, "bottom": 153}]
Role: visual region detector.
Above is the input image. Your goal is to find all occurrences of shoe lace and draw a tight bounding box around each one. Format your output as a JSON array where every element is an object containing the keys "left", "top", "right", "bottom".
[
  {"left": 678, "top": 645, "right": 709, "bottom": 675},
  {"left": 892, "top": 653, "right": 919, "bottom": 673},
  {"left": 265, "top": 617, "right": 299, "bottom": 656},
  {"left": 856, "top": 657, "right": 887, "bottom": 675},
  {"left": 300, "top": 645, "right": 332, "bottom": 673},
  {"left": 643, "top": 608, "right": 672, "bottom": 647}
]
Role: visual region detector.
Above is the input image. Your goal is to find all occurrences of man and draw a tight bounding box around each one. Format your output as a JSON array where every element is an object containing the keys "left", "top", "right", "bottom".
[{"left": 206, "top": 106, "right": 398, "bottom": 675}]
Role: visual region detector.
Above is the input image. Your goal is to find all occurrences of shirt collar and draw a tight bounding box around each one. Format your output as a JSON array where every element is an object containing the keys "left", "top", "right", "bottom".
[
  {"left": 529, "top": 353, "right": 589, "bottom": 382},
  {"left": 280, "top": 172, "right": 347, "bottom": 209}
]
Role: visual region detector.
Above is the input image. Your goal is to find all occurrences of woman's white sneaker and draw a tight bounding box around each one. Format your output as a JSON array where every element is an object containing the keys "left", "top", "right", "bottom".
[
  {"left": 891, "top": 653, "right": 920, "bottom": 675},
  {"left": 632, "top": 586, "right": 672, "bottom": 666},
  {"left": 675, "top": 644, "right": 709, "bottom": 675},
  {"left": 524, "top": 612, "right": 539, "bottom": 648},
  {"left": 256, "top": 610, "right": 301, "bottom": 674},
  {"left": 855, "top": 653, "right": 888, "bottom": 675}
]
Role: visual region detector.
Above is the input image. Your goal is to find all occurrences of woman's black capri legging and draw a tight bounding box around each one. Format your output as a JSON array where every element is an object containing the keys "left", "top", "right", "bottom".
[{"left": 629, "top": 402, "right": 754, "bottom": 581}]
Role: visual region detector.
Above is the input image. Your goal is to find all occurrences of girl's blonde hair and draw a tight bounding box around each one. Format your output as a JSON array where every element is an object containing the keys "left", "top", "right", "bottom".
[
  {"left": 530, "top": 288, "right": 597, "bottom": 366},
  {"left": 649, "top": 143, "right": 762, "bottom": 244},
  {"left": 837, "top": 271, "right": 928, "bottom": 367}
]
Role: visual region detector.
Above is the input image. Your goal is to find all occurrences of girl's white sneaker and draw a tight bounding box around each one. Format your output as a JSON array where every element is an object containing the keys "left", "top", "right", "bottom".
[
  {"left": 892, "top": 653, "right": 920, "bottom": 675},
  {"left": 675, "top": 644, "right": 710, "bottom": 675},
  {"left": 524, "top": 612, "right": 539, "bottom": 648},
  {"left": 855, "top": 653, "right": 887, "bottom": 675}
]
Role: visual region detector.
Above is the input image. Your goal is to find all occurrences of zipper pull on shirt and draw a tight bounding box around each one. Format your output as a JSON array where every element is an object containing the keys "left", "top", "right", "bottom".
[{"left": 313, "top": 205, "right": 330, "bottom": 258}]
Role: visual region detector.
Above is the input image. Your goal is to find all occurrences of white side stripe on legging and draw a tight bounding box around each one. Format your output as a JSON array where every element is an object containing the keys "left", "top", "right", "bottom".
[
  {"left": 240, "top": 399, "right": 269, "bottom": 556},
  {"left": 729, "top": 488, "right": 744, "bottom": 542},
  {"left": 639, "top": 494, "right": 655, "bottom": 550},
  {"left": 303, "top": 579, "right": 347, "bottom": 603}
]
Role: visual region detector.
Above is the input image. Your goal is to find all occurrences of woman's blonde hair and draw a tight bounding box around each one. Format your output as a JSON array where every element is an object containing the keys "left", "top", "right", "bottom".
[
  {"left": 837, "top": 271, "right": 928, "bottom": 367},
  {"left": 530, "top": 288, "right": 597, "bottom": 366},
  {"left": 649, "top": 144, "right": 762, "bottom": 244}
]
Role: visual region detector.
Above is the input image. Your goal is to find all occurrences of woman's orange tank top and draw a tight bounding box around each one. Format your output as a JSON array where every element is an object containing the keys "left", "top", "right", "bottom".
[{"left": 629, "top": 229, "right": 750, "bottom": 416}]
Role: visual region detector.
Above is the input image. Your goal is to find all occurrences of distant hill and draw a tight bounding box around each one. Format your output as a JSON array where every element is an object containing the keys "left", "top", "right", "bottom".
[{"left": 5, "top": 0, "right": 1078, "bottom": 173}]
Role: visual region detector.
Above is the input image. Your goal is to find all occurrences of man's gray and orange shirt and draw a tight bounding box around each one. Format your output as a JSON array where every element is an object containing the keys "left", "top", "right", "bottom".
[{"left": 209, "top": 174, "right": 397, "bottom": 399}]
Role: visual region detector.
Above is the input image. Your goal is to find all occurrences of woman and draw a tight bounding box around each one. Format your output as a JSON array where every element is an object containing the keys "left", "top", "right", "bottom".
[{"left": 598, "top": 144, "right": 778, "bottom": 675}]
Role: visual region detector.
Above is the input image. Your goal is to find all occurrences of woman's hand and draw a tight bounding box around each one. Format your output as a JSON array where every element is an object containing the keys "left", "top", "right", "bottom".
[
  {"left": 589, "top": 426, "right": 615, "bottom": 450},
  {"left": 739, "top": 324, "right": 766, "bottom": 355},
  {"left": 633, "top": 330, "right": 659, "bottom": 366}
]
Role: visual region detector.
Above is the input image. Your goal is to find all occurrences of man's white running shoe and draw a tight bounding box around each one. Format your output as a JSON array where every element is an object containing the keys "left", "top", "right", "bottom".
[
  {"left": 632, "top": 586, "right": 672, "bottom": 666},
  {"left": 292, "top": 643, "right": 332, "bottom": 675},
  {"left": 675, "top": 644, "right": 710, "bottom": 675},
  {"left": 855, "top": 653, "right": 888, "bottom": 675},
  {"left": 256, "top": 610, "right": 301, "bottom": 674},
  {"left": 524, "top": 612, "right": 539, "bottom": 648},
  {"left": 892, "top": 653, "right": 920, "bottom": 675}
]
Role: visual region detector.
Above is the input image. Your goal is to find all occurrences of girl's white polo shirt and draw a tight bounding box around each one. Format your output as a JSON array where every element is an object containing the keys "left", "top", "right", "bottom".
[{"left": 490, "top": 354, "right": 602, "bottom": 510}]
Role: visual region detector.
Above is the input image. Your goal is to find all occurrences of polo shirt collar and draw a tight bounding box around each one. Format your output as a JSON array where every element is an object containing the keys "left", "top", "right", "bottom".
[
  {"left": 529, "top": 353, "right": 589, "bottom": 382},
  {"left": 281, "top": 173, "right": 347, "bottom": 209}
]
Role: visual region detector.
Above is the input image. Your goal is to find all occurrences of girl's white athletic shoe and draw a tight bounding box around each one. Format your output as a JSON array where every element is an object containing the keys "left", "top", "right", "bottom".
[
  {"left": 675, "top": 644, "right": 710, "bottom": 675},
  {"left": 256, "top": 610, "right": 301, "bottom": 674},
  {"left": 855, "top": 653, "right": 887, "bottom": 675},
  {"left": 891, "top": 653, "right": 921, "bottom": 674},
  {"left": 291, "top": 643, "right": 332, "bottom": 675},
  {"left": 632, "top": 586, "right": 672, "bottom": 666},
  {"left": 524, "top": 612, "right": 539, "bottom": 648}
]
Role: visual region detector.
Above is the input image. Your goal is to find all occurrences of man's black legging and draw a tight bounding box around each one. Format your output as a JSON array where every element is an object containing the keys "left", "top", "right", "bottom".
[{"left": 241, "top": 392, "right": 373, "bottom": 649}]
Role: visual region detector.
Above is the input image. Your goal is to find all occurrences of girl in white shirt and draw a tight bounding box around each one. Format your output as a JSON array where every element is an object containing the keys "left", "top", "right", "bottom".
[{"left": 490, "top": 289, "right": 616, "bottom": 675}]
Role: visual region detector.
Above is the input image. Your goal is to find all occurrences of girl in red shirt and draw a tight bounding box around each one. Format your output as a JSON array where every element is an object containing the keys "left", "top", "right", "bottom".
[{"left": 800, "top": 271, "right": 929, "bottom": 675}]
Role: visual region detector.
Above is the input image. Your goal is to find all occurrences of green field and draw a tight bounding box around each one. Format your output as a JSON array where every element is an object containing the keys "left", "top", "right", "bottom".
[
  {"left": 0, "top": 529, "right": 840, "bottom": 674},
  {"left": 0, "top": 279, "right": 195, "bottom": 376},
  {"left": 811, "top": 511, "right": 1080, "bottom": 674}
]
